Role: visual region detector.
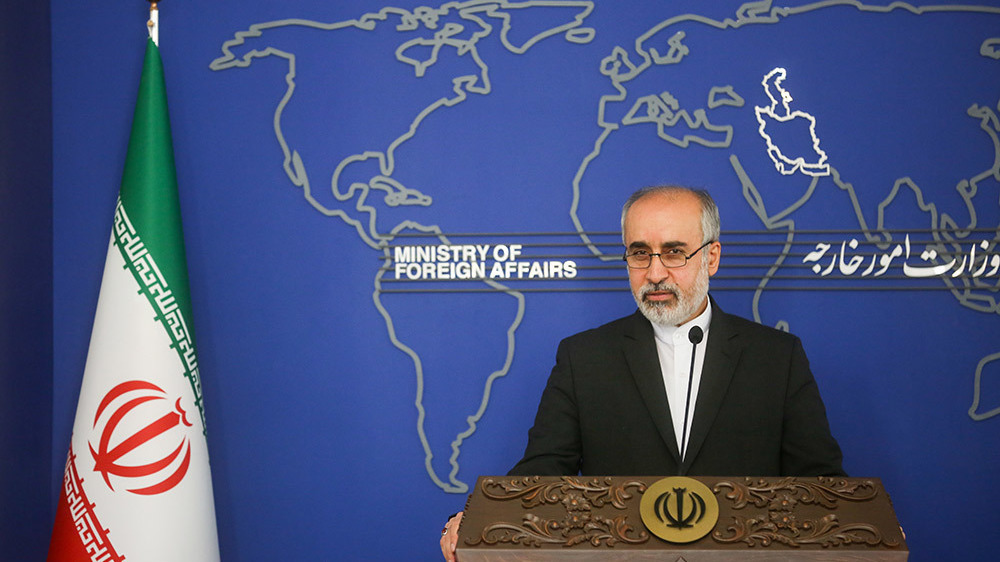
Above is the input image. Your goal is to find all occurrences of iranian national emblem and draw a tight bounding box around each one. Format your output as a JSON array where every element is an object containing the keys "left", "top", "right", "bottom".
[
  {"left": 640, "top": 477, "right": 719, "bottom": 543},
  {"left": 89, "top": 380, "right": 194, "bottom": 495}
]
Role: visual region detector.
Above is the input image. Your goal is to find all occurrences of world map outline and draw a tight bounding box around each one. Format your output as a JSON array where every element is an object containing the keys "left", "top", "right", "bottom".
[{"left": 210, "top": 0, "right": 1000, "bottom": 493}]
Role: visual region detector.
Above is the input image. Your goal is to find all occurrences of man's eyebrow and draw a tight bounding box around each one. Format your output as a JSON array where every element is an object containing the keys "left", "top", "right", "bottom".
[{"left": 626, "top": 240, "right": 690, "bottom": 252}]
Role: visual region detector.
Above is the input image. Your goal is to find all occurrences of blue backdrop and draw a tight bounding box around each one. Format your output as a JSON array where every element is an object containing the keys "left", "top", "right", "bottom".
[
  {"left": 1, "top": 1, "right": 52, "bottom": 559},
  {"left": 46, "top": 1, "right": 999, "bottom": 560}
]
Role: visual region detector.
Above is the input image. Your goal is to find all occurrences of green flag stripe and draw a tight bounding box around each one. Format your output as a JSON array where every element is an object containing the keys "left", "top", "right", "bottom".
[
  {"left": 113, "top": 199, "right": 207, "bottom": 432},
  {"left": 113, "top": 38, "right": 206, "bottom": 432},
  {"left": 118, "top": 39, "right": 196, "bottom": 346}
]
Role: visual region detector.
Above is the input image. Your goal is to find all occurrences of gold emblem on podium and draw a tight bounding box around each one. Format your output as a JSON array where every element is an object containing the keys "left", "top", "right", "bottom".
[{"left": 640, "top": 477, "right": 719, "bottom": 543}]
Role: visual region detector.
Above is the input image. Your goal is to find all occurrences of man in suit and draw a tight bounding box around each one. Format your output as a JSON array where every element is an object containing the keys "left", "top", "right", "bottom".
[{"left": 440, "top": 186, "right": 844, "bottom": 561}]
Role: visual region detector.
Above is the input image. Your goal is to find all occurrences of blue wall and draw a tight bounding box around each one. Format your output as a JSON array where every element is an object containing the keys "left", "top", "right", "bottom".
[
  {"left": 39, "top": 0, "right": 1000, "bottom": 560},
  {"left": 0, "top": 0, "right": 53, "bottom": 558}
]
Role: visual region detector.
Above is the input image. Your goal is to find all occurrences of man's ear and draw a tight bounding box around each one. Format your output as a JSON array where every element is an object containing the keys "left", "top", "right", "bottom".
[{"left": 707, "top": 241, "right": 722, "bottom": 276}]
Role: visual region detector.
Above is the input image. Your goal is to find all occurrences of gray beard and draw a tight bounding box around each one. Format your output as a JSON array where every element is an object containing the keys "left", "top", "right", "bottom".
[{"left": 633, "top": 260, "right": 710, "bottom": 326}]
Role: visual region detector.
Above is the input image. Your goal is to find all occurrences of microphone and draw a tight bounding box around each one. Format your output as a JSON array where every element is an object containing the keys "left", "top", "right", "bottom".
[
  {"left": 680, "top": 326, "right": 703, "bottom": 462},
  {"left": 688, "top": 325, "right": 704, "bottom": 345}
]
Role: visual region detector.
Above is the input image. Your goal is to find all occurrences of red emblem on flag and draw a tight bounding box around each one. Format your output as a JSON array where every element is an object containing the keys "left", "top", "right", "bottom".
[{"left": 89, "top": 380, "right": 194, "bottom": 495}]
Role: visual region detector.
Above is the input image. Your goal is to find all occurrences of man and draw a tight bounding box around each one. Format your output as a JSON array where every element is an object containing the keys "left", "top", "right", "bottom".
[{"left": 440, "top": 186, "right": 844, "bottom": 561}]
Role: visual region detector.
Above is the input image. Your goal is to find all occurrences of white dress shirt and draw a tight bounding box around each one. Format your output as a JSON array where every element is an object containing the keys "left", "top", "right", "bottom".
[{"left": 650, "top": 301, "right": 713, "bottom": 461}]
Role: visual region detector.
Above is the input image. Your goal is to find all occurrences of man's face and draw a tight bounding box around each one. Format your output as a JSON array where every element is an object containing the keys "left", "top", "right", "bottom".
[{"left": 623, "top": 191, "right": 721, "bottom": 326}]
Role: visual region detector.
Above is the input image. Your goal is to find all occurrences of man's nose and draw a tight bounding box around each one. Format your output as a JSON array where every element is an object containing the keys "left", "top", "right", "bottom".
[{"left": 645, "top": 256, "right": 671, "bottom": 283}]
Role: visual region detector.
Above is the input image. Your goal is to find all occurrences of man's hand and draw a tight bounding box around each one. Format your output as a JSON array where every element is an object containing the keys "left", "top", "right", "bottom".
[{"left": 439, "top": 511, "right": 463, "bottom": 562}]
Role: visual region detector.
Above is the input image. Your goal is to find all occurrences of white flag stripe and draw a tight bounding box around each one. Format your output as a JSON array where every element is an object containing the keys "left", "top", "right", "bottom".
[{"left": 62, "top": 229, "right": 218, "bottom": 560}]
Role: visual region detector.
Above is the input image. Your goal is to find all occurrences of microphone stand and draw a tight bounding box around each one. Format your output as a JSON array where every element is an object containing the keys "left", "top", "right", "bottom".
[{"left": 680, "top": 326, "right": 703, "bottom": 463}]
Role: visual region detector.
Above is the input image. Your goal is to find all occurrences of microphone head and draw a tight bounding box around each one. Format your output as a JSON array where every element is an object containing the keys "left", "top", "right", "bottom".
[{"left": 688, "top": 325, "right": 704, "bottom": 345}]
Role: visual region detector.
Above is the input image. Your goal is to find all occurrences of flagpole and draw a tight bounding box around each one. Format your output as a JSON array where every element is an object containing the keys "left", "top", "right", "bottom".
[{"left": 146, "top": 1, "right": 159, "bottom": 46}]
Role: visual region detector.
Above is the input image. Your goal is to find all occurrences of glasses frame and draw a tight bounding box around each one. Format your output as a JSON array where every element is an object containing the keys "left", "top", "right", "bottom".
[{"left": 622, "top": 240, "right": 715, "bottom": 269}]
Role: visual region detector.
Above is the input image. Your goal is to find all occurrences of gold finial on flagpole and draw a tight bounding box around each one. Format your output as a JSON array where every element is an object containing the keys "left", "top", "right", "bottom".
[{"left": 146, "top": 0, "right": 160, "bottom": 45}]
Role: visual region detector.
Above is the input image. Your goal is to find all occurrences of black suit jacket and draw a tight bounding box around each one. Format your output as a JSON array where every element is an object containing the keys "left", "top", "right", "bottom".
[{"left": 509, "top": 299, "right": 845, "bottom": 477}]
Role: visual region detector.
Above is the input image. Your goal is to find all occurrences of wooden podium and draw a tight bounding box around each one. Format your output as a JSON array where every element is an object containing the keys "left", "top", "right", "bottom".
[{"left": 457, "top": 475, "right": 907, "bottom": 561}]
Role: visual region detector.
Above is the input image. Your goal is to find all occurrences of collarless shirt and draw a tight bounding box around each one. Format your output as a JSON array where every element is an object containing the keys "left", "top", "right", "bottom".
[{"left": 650, "top": 301, "right": 713, "bottom": 461}]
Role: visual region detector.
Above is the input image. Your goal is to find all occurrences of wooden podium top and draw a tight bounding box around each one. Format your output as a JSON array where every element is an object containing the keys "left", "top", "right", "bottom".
[{"left": 457, "top": 475, "right": 907, "bottom": 561}]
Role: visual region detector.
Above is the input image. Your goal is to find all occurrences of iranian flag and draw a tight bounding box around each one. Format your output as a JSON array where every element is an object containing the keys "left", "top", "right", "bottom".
[{"left": 47, "top": 33, "right": 221, "bottom": 562}]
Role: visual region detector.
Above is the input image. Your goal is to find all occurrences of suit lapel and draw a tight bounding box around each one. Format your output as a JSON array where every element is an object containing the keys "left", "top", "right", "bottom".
[
  {"left": 622, "top": 311, "right": 682, "bottom": 465},
  {"left": 681, "top": 299, "right": 742, "bottom": 474}
]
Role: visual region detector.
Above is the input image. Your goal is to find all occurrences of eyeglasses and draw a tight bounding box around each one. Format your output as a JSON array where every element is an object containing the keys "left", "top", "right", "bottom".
[{"left": 623, "top": 241, "right": 714, "bottom": 269}]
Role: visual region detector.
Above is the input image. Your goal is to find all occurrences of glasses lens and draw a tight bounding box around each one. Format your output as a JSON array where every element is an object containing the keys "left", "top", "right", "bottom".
[
  {"left": 627, "top": 254, "right": 651, "bottom": 268},
  {"left": 661, "top": 253, "right": 686, "bottom": 267}
]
